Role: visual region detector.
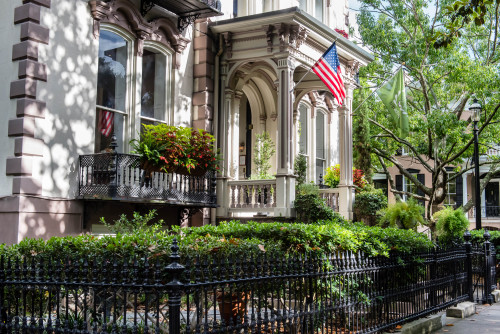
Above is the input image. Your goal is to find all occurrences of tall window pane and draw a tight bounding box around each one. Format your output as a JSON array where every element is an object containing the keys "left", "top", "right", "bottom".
[
  {"left": 141, "top": 49, "right": 166, "bottom": 126},
  {"left": 299, "top": 0, "right": 307, "bottom": 11},
  {"left": 95, "top": 30, "right": 127, "bottom": 152},
  {"left": 316, "top": 111, "right": 325, "bottom": 183},
  {"left": 299, "top": 104, "right": 308, "bottom": 154},
  {"left": 315, "top": 0, "right": 324, "bottom": 21}
]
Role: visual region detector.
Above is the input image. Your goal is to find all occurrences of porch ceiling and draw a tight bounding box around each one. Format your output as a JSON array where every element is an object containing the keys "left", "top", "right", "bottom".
[{"left": 210, "top": 7, "right": 374, "bottom": 66}]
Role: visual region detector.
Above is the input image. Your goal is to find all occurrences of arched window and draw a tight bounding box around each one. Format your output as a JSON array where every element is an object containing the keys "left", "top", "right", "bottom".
[
  {"left": 316, "top": 110, "right": 326, "bottom": 183},
  {"left": 95, "top": 29, "right": 131, "bottom": 153}
]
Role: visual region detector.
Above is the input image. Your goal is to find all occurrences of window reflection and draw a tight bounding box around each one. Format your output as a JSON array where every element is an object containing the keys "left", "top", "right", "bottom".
[{"left": 95, "top": 30, "right": 128, "bottom": 153}]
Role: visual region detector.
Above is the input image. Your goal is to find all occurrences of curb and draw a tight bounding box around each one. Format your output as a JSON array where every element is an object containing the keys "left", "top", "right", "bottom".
[{"left": 383, "top": 313, "right": 446, "bottom": 334}]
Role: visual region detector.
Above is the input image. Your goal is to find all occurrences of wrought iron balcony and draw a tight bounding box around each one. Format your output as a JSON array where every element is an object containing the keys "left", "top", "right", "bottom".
[
  {"left": 140, "top": 0, "right": 222, "bottom": 31},
  {"left": 78, "top": 153, "right": 217, "bottom": 207}
]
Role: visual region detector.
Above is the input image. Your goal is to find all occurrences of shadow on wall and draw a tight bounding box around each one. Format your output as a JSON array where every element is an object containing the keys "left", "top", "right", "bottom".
[{"left": 36, "top": 2, "right": 194, "bottom": 198}]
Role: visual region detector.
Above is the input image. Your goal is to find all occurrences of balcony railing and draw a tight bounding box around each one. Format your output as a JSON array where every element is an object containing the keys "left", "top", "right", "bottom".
[
  {"left": 78, "top": 153, "right": 217, "bottom": 207},
  {"left": 227, "top": 179, "right": 276, "bottom": 213},
  {"left": 319, "top": 187, "right": 340, "bottom": 212},
  {"left": 470, "top": 206, "right": 500, "bottom": 219}
]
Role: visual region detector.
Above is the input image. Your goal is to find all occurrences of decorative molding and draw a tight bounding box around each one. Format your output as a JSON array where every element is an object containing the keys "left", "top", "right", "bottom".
[
  {"left": 263, "top": 25, "right": 274, "bottom": 53},
  {"left": 222, "top": 32, "right": 232, "bottom": 59}
]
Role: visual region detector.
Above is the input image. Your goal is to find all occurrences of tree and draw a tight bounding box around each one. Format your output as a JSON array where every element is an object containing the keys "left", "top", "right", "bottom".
[
  {"left": 433, "top": 0, "right": 494, "bottom": 48},
  {"left": 353, "top": 88, "right": 373, "bottom": 183},
  {"left": 355, "top": 0, "right": 500, "bottom": 219}
]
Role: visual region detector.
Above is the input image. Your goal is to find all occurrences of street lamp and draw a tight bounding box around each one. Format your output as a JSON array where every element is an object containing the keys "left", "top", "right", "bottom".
[{"left": 470, "top": 98, "right": 482, "bottom": 229}]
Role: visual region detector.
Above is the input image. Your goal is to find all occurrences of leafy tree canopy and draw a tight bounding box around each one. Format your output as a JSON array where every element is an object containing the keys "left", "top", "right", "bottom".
[{"left": 355, "top": 0, "right": 500, "bottom": 218}]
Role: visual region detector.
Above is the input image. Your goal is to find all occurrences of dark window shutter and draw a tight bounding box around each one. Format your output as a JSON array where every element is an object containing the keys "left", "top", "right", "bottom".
[
  {"left": 417, "top": 174, "right": 425, "bottom": 206},
  {"left": 396, "top": 175, "right": 403, "bottom": 191},
  {"left": 455, "top": 175, "right": 463, "bottom": 208}
]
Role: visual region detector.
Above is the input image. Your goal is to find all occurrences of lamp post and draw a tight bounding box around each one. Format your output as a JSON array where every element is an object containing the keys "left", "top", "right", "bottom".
[{"left": 470, "top": 98, "right": 482, "bottom": 229}]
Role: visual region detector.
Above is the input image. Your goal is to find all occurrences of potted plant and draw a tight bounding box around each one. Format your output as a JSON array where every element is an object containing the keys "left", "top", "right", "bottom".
[
  {"left": 216, "top": 290, "right": 250, "bottom": 325},
  {"left": 130, "top": 124, "right": 219, "bottom": 176}
]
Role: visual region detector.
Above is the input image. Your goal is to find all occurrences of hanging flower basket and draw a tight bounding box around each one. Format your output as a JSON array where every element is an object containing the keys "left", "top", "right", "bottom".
[{"left": 130, "top": 124, "right": 220, "bottom": 177}]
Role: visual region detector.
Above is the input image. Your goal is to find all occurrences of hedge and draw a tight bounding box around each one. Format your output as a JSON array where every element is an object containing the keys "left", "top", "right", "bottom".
[{"left": 0, "top": 218, "right": 435, "bottom": 263}]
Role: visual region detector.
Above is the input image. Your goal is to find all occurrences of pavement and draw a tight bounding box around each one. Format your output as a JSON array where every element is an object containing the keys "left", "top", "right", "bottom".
[{"left": 433, "top": 303, "right": 500, "bottom": 333}]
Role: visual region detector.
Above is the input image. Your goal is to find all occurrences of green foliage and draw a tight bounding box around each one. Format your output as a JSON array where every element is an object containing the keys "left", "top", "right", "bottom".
[
  {"left": 100, "top": 210, "right": 163, "bottom": 234},
  {"left": 353, "top": 188, "right": 388, "bottom": 226},
  {"left": 353, "top": 88, "right": 372, "bottom": 183},
  {"left": 0, "top": 217, "right": 435, "bottom": 266},
  {"left": 294, "top": 154, "right": 308, "bottom": 186},
  {"left": 130, "top": 124, "right": 219, "bottom": 174},
  {"left": 356, "top": 0, "right": 500, "bottom": 216},
  {"left": 470, "top": 230, "right": 500, "bottom": 261},
  {"left": 324, "top": 165, "right": 368, "bottom": 191},
  {"left": 433, "top": 207, "right": 469, "bottom": 244},
  {"left": 434, "top": 0, "right": 490, "bottom": 48},
  {"left": 252, "top": 131, "right": 276, "bottom": 179},
  {"left": 378, "top": 199, "right": 426, "bottom": 230},
  {"left": 324, "top": 165, "right": 340, "bottom": 188},
  {"left": 294, "top": 184, "right": 337, "bottom": 223}
]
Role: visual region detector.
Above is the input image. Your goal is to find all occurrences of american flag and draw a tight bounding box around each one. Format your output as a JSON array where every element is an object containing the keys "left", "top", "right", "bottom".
[
  {"left": 99, "top": 109, "right": 114, "bottom": 137},
  {"left": 312, "top": 42, "right": 345, "bottom": 106}
]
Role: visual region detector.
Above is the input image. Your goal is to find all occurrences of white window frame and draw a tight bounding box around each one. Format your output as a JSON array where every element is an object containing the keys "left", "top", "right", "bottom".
[
  {"left": 402, "top": 174, "right": 418, "bottom": 202},
  {"left": 315, "top": 109, "right": 327, "bottom": 183},
  {"left": 136, "top": 41, "right": 174, "bottom": 130},
  {"left": 95, "top": 24, "right": 135, "bottom": 153},
  {"left": 444, "top": 172, "right": 457, "bottom": 207},
  {"left": 95, "top": 25, "right": 175, "bottom": 153}
]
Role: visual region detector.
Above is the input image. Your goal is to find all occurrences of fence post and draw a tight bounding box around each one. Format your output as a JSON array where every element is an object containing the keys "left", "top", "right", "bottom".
[
  {"left": 464, "top": 230, "right": 474, "bottom": 301},
  {"left": 167, "top": 238, "right": 185, "bottom": 334},
  {"left": 482, "top": 230, "right": 494, "bottom": 304}
]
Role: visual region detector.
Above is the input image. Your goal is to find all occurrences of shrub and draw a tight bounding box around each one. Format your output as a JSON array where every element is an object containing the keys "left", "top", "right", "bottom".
[
  {"left": 294, "top": 154, "right": 308, "bottom": 186},
  {"left": 0, "top": 215, "right": 435, "bottom": 264},
  {"left": 100, "top": 209, "right": 163, "bottom": 234},
  {"left": 378, "top": 198, "right": 426, "bottom": 230},
  {"left": 252, "top": 132, "right": 275, "bottom": 179},
  {"left": 432, "top": 207, "right": 469, "bottom": 244},
  {"left": 353, "top": 188, "right": 387, "bottom": 226},
  {"left": 323, "top": 164, "right": 367, "bottom": 191},
  {"left": 294, "top": 184, "right": 337, "bottom": 223}
]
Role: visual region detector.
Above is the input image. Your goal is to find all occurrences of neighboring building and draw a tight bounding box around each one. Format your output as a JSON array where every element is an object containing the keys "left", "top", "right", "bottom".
[
  {"left": 382, "top": 147, "right": 500, "bottom": 230},
  {"left": 0, "top": 0, "right": 372, "bottom": 244}
]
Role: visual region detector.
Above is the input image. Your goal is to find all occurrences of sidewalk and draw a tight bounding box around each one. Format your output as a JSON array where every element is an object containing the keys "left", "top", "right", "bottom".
[{"left": 434, "top": 303, "right": 500, "bottom": 333}]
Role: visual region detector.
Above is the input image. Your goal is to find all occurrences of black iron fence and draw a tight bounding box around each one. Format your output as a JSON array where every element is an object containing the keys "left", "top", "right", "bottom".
[
  {"left": 0, "top": 232, "right": 496, "bottom": 334},
  {"left": 78, "top": 153, "right": 217, "bottom": 207}
]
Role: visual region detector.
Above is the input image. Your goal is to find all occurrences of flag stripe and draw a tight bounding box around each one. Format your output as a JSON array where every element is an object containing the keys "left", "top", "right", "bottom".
[
  {"left": 314, "top": 61, "right": 342, "bottom": 94},
  {"left": 316, "top": 60, "right": 345, "bottom": 97},
  {"left": 100, "top": 109, "right": 114, "bottom": 137},
  {"left": 311, "top": 42, "right": 345, "bottom": 106},
  {"left": 312, "top": 66, "right": 342, "bottom": 105}
]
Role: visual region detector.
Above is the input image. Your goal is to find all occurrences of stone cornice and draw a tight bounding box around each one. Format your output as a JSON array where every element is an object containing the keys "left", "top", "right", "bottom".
[{"left": 209, "top": 7, "right": 373, "bottom": 66}]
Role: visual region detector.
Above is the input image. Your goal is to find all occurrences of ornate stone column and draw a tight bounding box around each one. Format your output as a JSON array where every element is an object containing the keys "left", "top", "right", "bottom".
[
  {"left": 231, "top": 91, "right": 243, "bottom": 180},
  {"left": 274, "top": 56, "right": 295, "bottom": 217},
  {"left": 338, "top": 81, "right": 355, "bottom": 219},
  {"left": 216, "top": 75, "right": 232, "bottom": 218}
]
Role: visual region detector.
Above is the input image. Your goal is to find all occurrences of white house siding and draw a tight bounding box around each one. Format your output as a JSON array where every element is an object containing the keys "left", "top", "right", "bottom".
[{"left": 37, "top": 0, "right": 97, "bottom": 198}]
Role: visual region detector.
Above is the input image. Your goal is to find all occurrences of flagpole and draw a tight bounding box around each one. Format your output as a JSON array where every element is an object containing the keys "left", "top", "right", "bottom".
[
  {"left": 290, "top": 37, "right": 339, "bottom": 93},
  {"left": 352, "top": 65, "right": 403, "bottom": 115},
  {"left": 290, "top": 68, "right": 313, "bottom": 93}
]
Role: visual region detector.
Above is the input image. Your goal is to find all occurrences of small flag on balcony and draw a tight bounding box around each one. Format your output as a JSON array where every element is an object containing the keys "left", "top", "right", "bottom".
[
  {"left": 312, "top": 42, "right": 345, "bottom": 106},
  {"left": 99, "top": 109, "right": 114, "bottom": 137}
]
